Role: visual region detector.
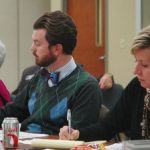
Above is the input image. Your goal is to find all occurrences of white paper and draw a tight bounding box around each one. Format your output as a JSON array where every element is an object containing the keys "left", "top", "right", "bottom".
[
  {"left": 0, "top": 130, "right": 48, "bottom": 141},
  {"left": 85, "top": 140, "right": 106, "bottom": 144},
  {"left": 19, "top": 139, "right": 32, "bottom": 145},
  {"left": 105, "top": 143, "right": 122, "bottom": 150}
]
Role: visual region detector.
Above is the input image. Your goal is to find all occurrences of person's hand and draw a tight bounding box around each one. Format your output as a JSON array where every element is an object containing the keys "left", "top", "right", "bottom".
[
  {"left": 99, "top": 73, "right": 113, "bottom": 90},
  {"left": 59, "top": 126, "right": 80, "bottom": 140}
]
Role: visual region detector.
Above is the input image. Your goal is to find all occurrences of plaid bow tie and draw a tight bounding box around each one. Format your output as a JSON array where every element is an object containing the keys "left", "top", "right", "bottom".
[{"left": 41, "top": 69, "right": 60, "bottom": 86}]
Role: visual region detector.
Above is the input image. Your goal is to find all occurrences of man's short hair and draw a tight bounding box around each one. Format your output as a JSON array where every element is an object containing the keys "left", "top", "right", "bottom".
[{"left": 33, "top": 11, "right": 77, "bottom": 55}]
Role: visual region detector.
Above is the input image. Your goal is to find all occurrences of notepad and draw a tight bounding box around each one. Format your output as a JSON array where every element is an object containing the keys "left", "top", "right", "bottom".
[
  {"left": 31, "top": 139, "right": 106, "bottom": 149},
  {"left": 31, "top": 139, "right": 84, "bottom": 149}
]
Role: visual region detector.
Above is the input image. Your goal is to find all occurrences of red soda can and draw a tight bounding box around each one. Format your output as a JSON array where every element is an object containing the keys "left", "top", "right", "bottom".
[{"left": 2, "top": 117, "right": 19, "bottom": 148}]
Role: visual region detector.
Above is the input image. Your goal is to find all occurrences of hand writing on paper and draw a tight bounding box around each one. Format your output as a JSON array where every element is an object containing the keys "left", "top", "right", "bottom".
[{"left": 59, "top": 126, "right": 79, "bottom": 140}]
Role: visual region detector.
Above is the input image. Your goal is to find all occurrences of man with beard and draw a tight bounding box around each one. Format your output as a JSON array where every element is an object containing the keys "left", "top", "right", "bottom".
[{"left": 0, "top": 11, "right": 102, "bottom": 135}]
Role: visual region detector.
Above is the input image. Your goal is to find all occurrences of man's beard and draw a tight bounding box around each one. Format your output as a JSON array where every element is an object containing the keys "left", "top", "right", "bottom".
[{"left": 36, "top": 54, "right": 57, "bottom": 67}]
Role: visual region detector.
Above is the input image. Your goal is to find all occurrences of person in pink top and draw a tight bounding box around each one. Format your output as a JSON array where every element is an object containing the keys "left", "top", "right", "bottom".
[{"left": 0, "top": 40, "right": 11, "bottom": 107}]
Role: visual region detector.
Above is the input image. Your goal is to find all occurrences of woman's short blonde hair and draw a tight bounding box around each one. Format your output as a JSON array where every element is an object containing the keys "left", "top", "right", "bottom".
[
  {"left": 0, "top": 40, "right": 6, "bottom": 67},
  {"left": 131, "top": 25, "right": 150, "bottom": 54}
]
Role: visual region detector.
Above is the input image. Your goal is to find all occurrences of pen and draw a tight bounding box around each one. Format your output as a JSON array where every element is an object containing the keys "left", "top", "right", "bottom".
[{"left": 67, "top": 109, "right": 71, "bottom": 140}]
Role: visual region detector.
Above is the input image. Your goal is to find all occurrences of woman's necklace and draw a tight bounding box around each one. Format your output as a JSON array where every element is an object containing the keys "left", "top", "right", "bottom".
[{"left": 141, "top": 90, "right": 150, "bottom": 138}]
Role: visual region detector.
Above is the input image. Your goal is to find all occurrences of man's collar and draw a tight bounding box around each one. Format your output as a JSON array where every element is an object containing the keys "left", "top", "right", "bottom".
[
  {"left": 56, "top": 57, "right": 77, "bottom": 81},
  {"left": 42, "top": 57, "right": 77, "bottom": 82}
]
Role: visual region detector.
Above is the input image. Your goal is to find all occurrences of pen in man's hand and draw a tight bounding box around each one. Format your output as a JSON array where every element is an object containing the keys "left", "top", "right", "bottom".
[{"left": 67, "top": 109, "right": 71, "bottom": 140}]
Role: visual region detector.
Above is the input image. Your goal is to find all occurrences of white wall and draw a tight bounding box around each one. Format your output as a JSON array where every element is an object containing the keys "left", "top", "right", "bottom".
[
  {"left": 141, "top": 0, "right": 150, "bottom": 28},
  {"left": 0, "top": 0, "right": 19, "bottom": 92},
  {"left": 106, "top": 0, "right": 136, "bottom": 87},
  {"left": 18, "top": 0, "right": 50, "bottom": 78},
  {"left": 50, "top": 0, "right": 63, "bottom": 11},
  {"left": 0, "top": 0, "right": 50, "bottom": 92}
]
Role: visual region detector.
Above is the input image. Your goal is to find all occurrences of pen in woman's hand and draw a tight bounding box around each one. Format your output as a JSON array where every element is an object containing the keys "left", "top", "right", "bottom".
[{"left": 67, "top": 109, "right": 71, "bottom": 140}]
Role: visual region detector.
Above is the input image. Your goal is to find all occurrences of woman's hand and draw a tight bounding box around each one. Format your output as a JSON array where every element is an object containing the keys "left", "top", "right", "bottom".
[
  {"left": 99, "top": 73, "right": 113, "bottom": 90},
  {"left": 59, "top": 126, "right": 80, "bottom": 140}
]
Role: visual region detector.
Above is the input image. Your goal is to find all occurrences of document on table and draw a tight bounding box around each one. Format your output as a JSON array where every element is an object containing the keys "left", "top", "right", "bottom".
[
  {"left": 31, "top": 139, "right": 84, "bottom": 149},
  {"left": 27, "top": 139, "right": 106, "bottom": 149},
  {"left": 0, "top": 130, "right": 48, "bottom": 140},
  {"left": 20, "top": 139, "right": 122, "bottom": 150},
  {"left": 105, "top": 143, "right": 122, "bottom": 150}
]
